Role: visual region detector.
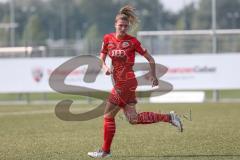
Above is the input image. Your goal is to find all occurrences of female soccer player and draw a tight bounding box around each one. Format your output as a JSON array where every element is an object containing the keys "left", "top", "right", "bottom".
[{"left": 88, "top": 5, "right": 183, "bottom": 158}]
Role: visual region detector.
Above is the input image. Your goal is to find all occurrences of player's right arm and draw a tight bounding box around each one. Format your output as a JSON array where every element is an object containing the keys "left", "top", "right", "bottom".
[
  {"left": 100, "top": 53, "right": 112, "bottom": 75},
  {"left": 100, "top": 34, "right": 112, "bottom": 75},
  {"left": 100, "top": 35, "right": 113, "bottom": 75}
]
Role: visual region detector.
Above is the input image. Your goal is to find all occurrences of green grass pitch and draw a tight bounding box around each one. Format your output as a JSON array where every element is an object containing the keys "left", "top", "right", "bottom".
[{"left": 0, "top": 103, "right": 240, "bottom": 160}]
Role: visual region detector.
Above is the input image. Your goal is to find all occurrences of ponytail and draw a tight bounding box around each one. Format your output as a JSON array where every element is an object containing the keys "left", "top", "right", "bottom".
[{"left": 115, "top": 5, "right": 138, "bottom": 28}]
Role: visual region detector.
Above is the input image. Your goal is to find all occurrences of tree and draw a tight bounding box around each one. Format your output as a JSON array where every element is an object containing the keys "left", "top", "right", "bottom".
[
  {"left": 42, "top": 0, "right": 86, "bottom": 40},
  {"left": 119, "top": 0, "right": 176, "bottom": 30},
  {"left": 215, "top": 0, "right": 240, "bottom": 29},
  {"left": 0, "top": 15, "right": 10, "bottom": 46},
  {"left": 176, "top": 3, "right": 196, "bottom": 30},
  {"left": 192, "top": 0, "right": 240, "bottom": 29},
  {"left": 80, "top": 0, "right": 118, "bottom": 37},
  {"left": 22, "top": 14, "right": 46, "bottom": 45}
]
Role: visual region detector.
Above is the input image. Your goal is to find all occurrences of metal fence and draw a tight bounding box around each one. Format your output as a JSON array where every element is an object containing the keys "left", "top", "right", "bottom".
[
  {"left": 137, "top": 29, "right": 240, "bottom": 55},
  {"left": 1, "top": 29, "right": 240, "bottom": 58}
]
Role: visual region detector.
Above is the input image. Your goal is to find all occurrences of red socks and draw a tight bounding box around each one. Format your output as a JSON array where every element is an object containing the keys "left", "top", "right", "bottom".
[
  {"left": 137, "top": 112, "right": 170, "bottom": 124},
  {"left": 101, "top": 112, "right": 170, "bottom": 153},
  {"left": 102, "top": 117, "right": 116, "bottom": 153}
]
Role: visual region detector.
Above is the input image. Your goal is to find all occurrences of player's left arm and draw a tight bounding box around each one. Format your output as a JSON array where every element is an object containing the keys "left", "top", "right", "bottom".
[
  {"left": 142, "top": 51, "right": 159, "bottom": 87},
  {"left": 134, "top": 38, "right": 158, "bottom": 87}
]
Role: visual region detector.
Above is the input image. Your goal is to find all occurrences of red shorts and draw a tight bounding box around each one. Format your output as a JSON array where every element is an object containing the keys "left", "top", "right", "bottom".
[{"left": 108, "top": 78, "right": 137, "bottom": 107}]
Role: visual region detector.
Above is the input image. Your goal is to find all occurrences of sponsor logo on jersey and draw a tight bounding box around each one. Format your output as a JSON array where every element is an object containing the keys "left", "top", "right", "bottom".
[
  {"left": 111, "top": 49, "right": 126, "bottom": 57},
  {"left": 121, "top": 41, "right": 131, "bottom": 49}
]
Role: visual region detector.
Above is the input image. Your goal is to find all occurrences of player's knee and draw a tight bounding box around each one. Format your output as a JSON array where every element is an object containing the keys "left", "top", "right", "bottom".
[{"left": 104, "top": 114, "right": 115, "bottom": 119}]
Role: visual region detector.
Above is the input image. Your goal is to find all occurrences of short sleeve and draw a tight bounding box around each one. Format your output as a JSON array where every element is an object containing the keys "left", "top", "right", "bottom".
[
  {"left": 100, "top": 35, "right": 108, "bottom": 55},
  {"left": 134, "top": 39, "right": 147, "bottom": 56}
]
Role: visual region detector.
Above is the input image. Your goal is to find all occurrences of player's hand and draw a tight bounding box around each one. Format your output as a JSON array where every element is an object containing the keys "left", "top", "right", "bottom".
[
  {"left": 105, "top": 67, "right": 112, "bottom": 75},
  {"left": 151, "top": 76, "right": 159, "bottom": 87}
]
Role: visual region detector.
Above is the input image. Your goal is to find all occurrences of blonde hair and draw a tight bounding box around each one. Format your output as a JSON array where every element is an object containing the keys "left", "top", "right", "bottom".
[{"left": 115, "top": 5, "right": 138, "bottom": 28}]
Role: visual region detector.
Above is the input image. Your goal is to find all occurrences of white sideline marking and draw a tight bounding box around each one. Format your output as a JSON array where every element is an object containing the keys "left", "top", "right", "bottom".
[
  {"left": 0, "top": 108, "right": 92, "bottom": 117},
  {"left": 150, "top": 91, "right": 205, "bottom": 103},
  {"left": 0, "top": 110, "right": 53, "bottom": 116}
]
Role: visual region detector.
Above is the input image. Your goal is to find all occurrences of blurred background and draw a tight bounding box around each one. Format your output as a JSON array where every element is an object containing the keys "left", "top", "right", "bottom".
[{"left": 0, "top": 0, "right": 240, "bottom": 103}]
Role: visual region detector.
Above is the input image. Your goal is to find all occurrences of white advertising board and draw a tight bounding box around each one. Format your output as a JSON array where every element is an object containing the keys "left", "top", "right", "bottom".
[
  {"left": 0, "top": 57, "right": 113, "bottom": 93},
  {"left": 0, "top": 53, "right": 240, "bottom": 93},
  {"left": 151, "top": 54, "right": 240, "bottom": 90}
]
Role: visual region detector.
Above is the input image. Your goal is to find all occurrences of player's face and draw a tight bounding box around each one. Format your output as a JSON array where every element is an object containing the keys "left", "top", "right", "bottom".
[{"left": 115, "top": 19, "right": 129, "bottom": 37}]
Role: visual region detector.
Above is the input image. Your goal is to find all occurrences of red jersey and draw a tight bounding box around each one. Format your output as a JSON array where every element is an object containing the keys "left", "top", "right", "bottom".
[
  {"left": 100, "top": 33, "right": 146, "bottom": 82},
  {"left": 100, "top": 33, "right": 147, "bottom": 107}
]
